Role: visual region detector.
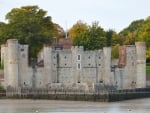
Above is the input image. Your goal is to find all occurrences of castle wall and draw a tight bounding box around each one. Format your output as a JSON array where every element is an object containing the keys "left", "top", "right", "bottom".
[
  {"left": 6, "top": 39, "right": 19, "bottom": 88},
  {"left": 121, "top": 46, "right": 137, "bottom": 89},
  {"left": 103, "top": 47, "right": 114, "bottom": 86},
  {"left": 71, "top": 46, "right": 83, "bottom": 83},
  {"left": 43, "top": 46, "right": 52, "bottom": 87},
  {"left": 1, "top": 44, "right": 7, "bottom": 89},
  {"left": 18, "top": 45, "right": 29, "bottom": 87},
  {"left": 82, "top": 51, "right": 97, "bottom": 86},
  {"left": 35, "top": 67, "right": 43, "bottom": 88},
  {"left": 51, "top": 51, "right": 58, "bottom": 83},
  {"left": 114, "top": 68, "right": 124, "bottom": 90},
  {"left": 0, "top": 70, "right": 4, "bottom": 87},
  {"left": 58, "top": 50, "right": 73, "bottom": 83},
  {"left": 135, "top": 42, "right": 146, "bottom": 88},
  {"left": 96, "top": 50, "right": 104, "bottom": 83},
  {"left": 37, "top": 49, "right": 44, "bottom": 63},
  {"left": 0, "top": 39, "right": 146, "bottom": 91}
]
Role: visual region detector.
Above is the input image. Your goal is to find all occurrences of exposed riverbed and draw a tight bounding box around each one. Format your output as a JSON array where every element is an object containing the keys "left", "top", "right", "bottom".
[{"left": 0, "top": 98, "right": 149, "bottom": 113}]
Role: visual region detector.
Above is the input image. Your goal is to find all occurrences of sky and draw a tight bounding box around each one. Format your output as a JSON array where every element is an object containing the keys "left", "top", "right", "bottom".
[{"left": 0, "top": 0, "right": 150, "bottom": 32}]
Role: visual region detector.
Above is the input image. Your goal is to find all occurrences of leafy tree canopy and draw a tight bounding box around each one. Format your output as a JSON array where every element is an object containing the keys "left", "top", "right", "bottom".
[
  {"left": 119, "top": 19, "right": 144, "bottom": 45},
  {"left": 68, "top": 20, "right": 88, "bottom": 39},
  {"left": 0, "top": 5, "right": 58, "bottom": 59},
  {"left": 70, "top": 21, "right": 106, "bottom": 50},
  {"left": 119, "top": 17, "right": 150, "bottom": 60}
]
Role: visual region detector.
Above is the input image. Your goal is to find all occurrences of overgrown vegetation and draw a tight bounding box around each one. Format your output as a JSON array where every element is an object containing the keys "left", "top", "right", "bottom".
[
  {"left": 0, "top": 5, "right": 64, "bottom": 59},
  {"left": 0, "top": 61, "right": 4, "bottom": 69},
  {"left": 146, "top": 66, "right": 150, "bottom": 75},
  {"left": 0, "top": 83, "right": 4, "bottom": 90}
]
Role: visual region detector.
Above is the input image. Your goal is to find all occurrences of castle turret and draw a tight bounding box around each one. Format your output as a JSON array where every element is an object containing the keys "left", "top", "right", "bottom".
[
  {"left": 71, "top": 46, "right": 83, "bottom": 83},
  {"left": 103, "top": 47, "right": 113, "bottom": 85},
  {"left": 135, "top": 42, "right": 146, "bottom": 88},
  {"left": 6, "top": 39, "right": 19, "bottom": 88},
  {"left": 18, "top": 44, "right": 29, "bottom": 87},
  {"left": 43, "top": 46, "right": 52, "bottom": 87}
]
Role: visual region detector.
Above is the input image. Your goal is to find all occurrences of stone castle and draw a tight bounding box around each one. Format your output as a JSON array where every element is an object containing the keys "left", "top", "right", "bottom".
[{"left": 0, "top": 39, "right": 146, "bottom": 91}]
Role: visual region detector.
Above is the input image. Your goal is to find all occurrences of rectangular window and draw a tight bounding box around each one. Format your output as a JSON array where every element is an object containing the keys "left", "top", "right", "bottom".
[
  {"left": 77, "top": 54, "right": 81, "bottom": 61},
  {"left": 77, "top": 63, "right": 81, "bottom": 70}
]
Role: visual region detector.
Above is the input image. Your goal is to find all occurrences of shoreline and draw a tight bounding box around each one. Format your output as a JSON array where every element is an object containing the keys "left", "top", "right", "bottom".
[{"left": 1, "top": 89, "right": 150, "bottom": 102}]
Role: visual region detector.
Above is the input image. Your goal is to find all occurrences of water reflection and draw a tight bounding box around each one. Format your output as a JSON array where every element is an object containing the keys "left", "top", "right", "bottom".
[{"left": 0, "top": 98, "right": 149, "bottom": 113}]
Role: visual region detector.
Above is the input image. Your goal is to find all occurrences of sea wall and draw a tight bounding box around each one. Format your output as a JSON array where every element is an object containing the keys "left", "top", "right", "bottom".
[{"left": 3, "top": 88, "right": 150, "bottom": 102}]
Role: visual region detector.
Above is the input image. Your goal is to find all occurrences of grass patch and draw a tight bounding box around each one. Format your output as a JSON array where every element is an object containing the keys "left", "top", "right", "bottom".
[{"left": 146, "top": 66, "right": 150, "bottom": 75}]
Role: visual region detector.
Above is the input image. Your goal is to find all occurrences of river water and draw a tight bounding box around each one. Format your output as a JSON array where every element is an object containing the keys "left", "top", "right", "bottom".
[{"left": 0, "top": 98, "right": 149, "bottom": 113}]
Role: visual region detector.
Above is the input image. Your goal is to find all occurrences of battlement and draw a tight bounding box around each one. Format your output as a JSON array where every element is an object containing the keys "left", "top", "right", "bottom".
[
  {"left": 135, "top": 42, "right": 145, "bottom": 46},
  {"left": 71, "top": 46, "right": 84, "bottom": 50},
  {"left": 1, "top": 44, "right": 7, "bottom": 48},
  {"left": 7, "top": 39, "right": 18, "bottom": 44}
]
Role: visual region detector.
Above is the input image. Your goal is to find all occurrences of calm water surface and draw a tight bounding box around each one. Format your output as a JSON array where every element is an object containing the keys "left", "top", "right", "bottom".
[{"left": 0, "top": 98, "right": 149, "bottom": 113}]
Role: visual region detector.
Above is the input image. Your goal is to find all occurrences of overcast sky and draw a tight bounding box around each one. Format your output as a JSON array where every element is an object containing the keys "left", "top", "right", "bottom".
[{"left": 0, "top": 0, "right": 150, "bottom": 32}]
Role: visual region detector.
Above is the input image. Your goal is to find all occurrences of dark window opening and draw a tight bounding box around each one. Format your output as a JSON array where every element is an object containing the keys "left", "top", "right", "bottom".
[
  {"left": 77, "top": 55, "right": 81, "bottom": 60},
  {"left": 100, "top": 80, "right": 103, "bottom": 83},
  {"left": 77, "top": 63, "right": 81, "bottom": 69},
  {"left": 21, "top": 49, "right": 24, "bottom": 51}
]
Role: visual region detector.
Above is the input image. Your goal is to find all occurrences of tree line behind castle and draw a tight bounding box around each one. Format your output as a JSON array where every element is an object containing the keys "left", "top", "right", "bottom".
[{"left": 0, "top": 5, "right": 150, "bottom": 61}]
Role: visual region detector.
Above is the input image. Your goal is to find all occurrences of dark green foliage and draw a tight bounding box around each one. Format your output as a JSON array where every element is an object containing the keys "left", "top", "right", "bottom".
[
  {"left": 0, "top": 62, "right": 4, "bottom": 69},
  {"left": 106, "top": 30, "right": 113, "bottom": 47},
  {"left": 0, "top": 5, "right": 57, "bottom": 59},
  {"left": 72, "top": 21, "right": 106, "bottom": 50},
  {"left": 119, "top": 17, "right": 150, "bottom": 59},
  {"left": 146, "top": 66, "right": 150, "bottom": 75}
]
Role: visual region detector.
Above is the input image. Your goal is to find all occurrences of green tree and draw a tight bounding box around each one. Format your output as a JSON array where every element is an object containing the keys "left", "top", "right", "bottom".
[
  {"left": 119, "top": 19, "right": 144, "bottom": 45},
  {"left": 106, "top": 29, "right": 118, "bottom": 46},
  {"left": 68, "top": 20, "right": 88, "bottom": 39},
  {"left": 135, "top": 17, "right": 150, "bottom": 60},
  {"left": 136, "top": 17, "right": 150, "bottom": 48},
  {"left": 111, "top": 31, "right": 120, "bottom": 46},
  {"left": 72, "top": 21, "right": 106, "bottom": 50},
  {"left": 106, "top": 29, "right": 113, "bottom": 46},
  {"left": 2, "top": 5, "right": 56, "bottom": 58},
  {"left": 118, "top": 17, "right": 150, "bottom": 60},
  {"left": 111, "top": 44, "right": 120, "bottom": 59},
  {"left": 0, "top": 22, "right": 8, "bottom": 44}
]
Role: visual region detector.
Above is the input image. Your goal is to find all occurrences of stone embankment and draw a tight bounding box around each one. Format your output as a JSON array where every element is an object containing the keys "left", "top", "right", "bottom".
[{"left": 0, "top": 88, "right": 150, "bottom": 102}]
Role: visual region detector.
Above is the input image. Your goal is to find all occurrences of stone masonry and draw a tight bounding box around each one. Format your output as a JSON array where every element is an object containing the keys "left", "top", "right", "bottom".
[{"left": 0, "top": 39, "right": 146, "bottom": 91}]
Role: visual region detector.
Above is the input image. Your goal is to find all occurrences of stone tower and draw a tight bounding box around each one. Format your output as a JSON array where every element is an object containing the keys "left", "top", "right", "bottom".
[
  {"left": 103, "top": 47, "right": 113, "bottom": 85},
  {"left": 43, "top": 46, "right": 52, "bottom": 87},
  {"left": 6, "top": 39, "right": 19, "bottom": 88},
  {"left": 71, "top": 46, "right": 83, "bottom": 83},
  {"left": 135, "top": 42, "right": 146, "bottom": 88}
]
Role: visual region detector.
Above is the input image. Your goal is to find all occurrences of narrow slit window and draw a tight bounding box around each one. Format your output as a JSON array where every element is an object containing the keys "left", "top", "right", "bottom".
[
  {"left": 77, "top": 63, "right": 81, "bottom": 70},
  {"left": 77, "top": 54, "right": 81, "bottom": 61}
]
